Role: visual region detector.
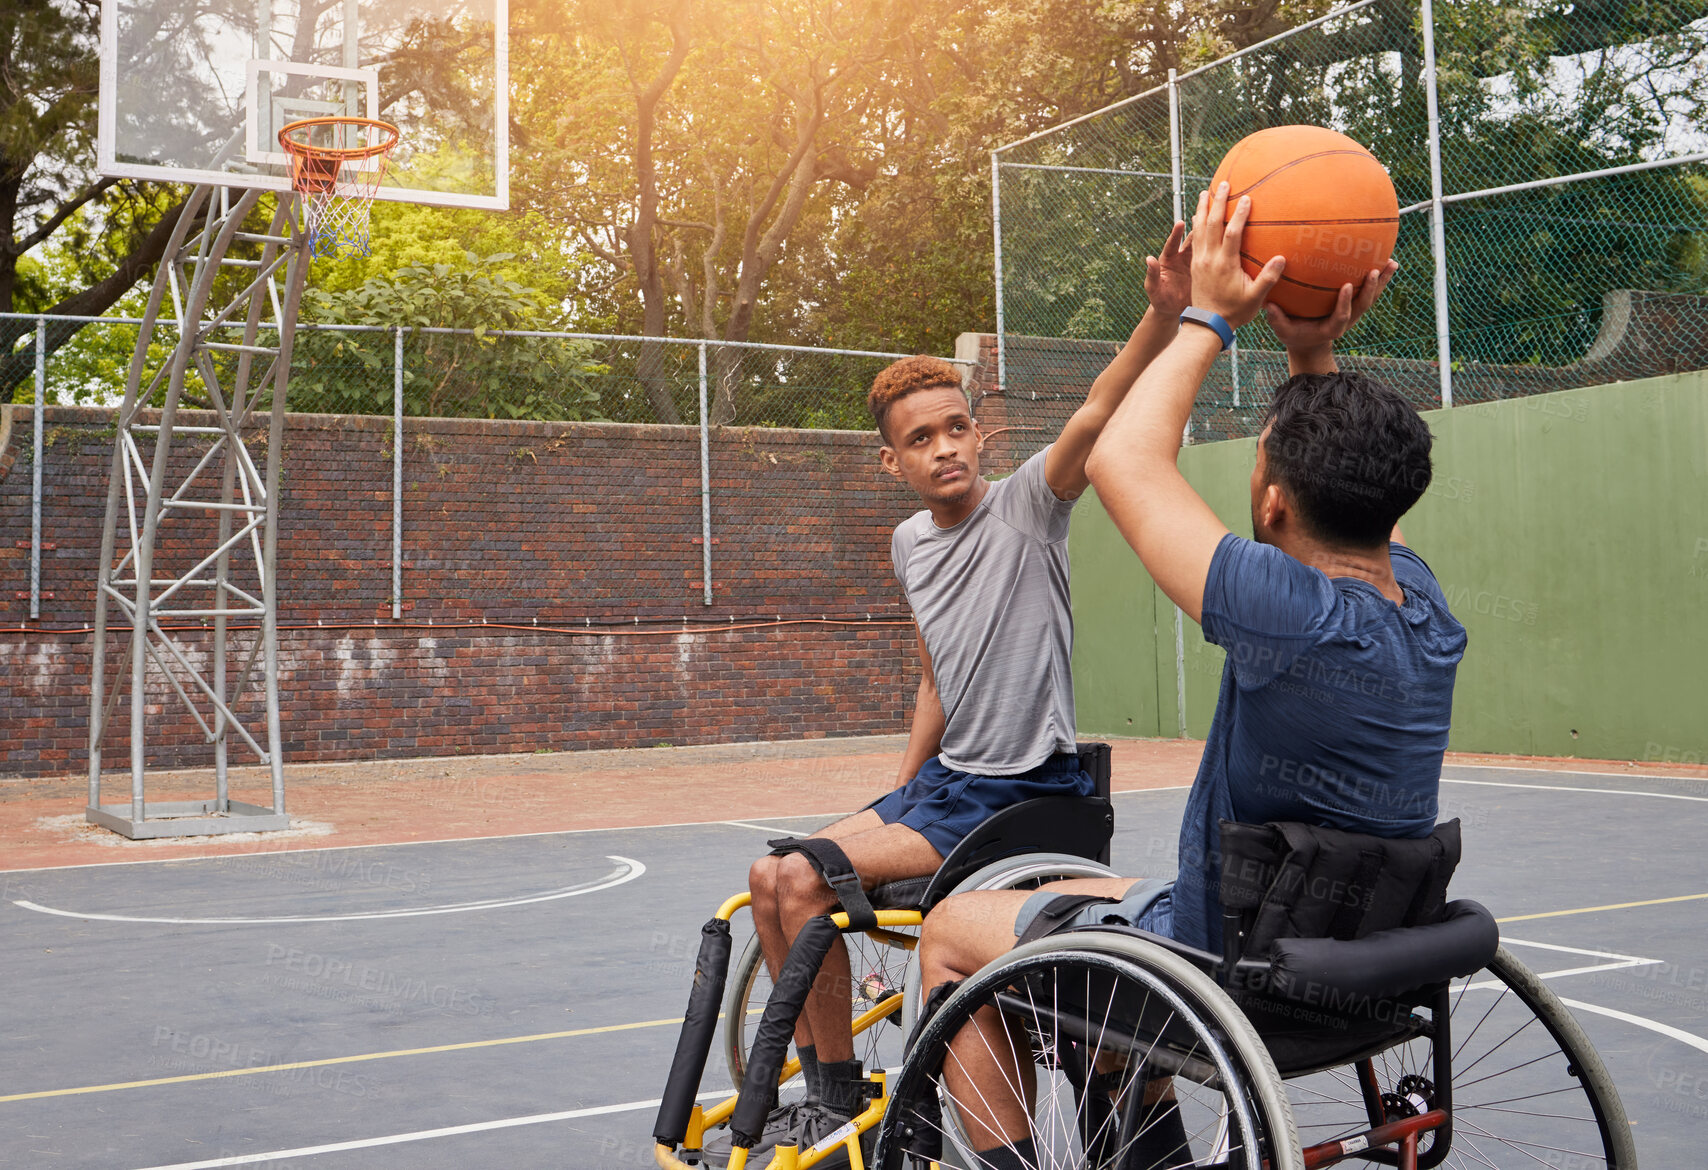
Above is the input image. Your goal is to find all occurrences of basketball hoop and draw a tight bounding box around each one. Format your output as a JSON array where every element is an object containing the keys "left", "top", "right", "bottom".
[{"left": 278, "top": 116, "right": 401, "bottom": 259}]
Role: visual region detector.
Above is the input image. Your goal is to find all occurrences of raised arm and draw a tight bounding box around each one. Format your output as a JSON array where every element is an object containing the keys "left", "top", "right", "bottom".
[
  {"left": 1082, "top": 183, "right": 1285, "bottom": 623},
  {"left": 896, "top": 627, "right": 945, "bottom": 785},
  {"left": 1044, "top": 222, "right": 1193, "bottom": 500}
]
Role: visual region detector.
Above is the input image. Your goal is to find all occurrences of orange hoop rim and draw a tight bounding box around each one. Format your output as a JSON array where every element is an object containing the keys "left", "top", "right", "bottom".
[{"left": 278, "top": 116, "right": 401, "bottom": 163}]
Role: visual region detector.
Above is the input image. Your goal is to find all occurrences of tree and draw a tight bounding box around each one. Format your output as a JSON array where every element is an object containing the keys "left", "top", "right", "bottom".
[
  {"left": 516, "top": 0, "right": 919, "bottom": 421},
  {"left": 291, "top": 251, "right": 604, "bottom": 420}
]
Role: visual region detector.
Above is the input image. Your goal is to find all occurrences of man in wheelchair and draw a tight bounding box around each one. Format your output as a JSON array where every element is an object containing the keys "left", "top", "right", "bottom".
[
  {"left": 913, "top": 183, "right": 1463, "bottom": 1170},
  {"left": 733, "top": 225, "right": 1203, "bottom": 1158}
]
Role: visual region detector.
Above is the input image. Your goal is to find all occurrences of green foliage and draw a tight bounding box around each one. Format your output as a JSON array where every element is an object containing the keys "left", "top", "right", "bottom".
[
  {"left": 293, "top": 252, "right": 605, "bottom": 420},
  {"left": 999, "top": 0, "right": 1708, "bottom": 389}
]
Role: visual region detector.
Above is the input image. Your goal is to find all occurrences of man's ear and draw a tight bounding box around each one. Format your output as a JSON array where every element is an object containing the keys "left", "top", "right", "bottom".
[
  {"left": 1260, "top": 481, "right": 1288, "bottom": 531},
  {"left": 973, "top": 420, "right": 984, "bottom": 451},
  {"left": 879, "top": 445, "right": 903, "bottom": 479}
]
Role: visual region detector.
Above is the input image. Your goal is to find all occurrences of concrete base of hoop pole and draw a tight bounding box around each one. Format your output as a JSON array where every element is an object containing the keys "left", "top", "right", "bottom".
[{"left": 84, "top": 184, "right": 308, "bottom": 838}]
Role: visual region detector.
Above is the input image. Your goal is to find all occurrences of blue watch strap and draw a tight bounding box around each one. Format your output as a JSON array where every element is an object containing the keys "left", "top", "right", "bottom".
[{"left": 1179, "top": 307, "right": 1234, "bottom": 351}]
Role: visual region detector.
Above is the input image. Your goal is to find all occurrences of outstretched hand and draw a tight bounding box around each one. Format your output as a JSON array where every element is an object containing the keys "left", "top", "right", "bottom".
[
  {"left": 1264, "top": 259, "right": 1400, "bottom": 351},
  {"left": 1144, "top": 221, "right": 1193, "bottom": 319},
  {"left": 1190, "top": 182, "right": 1285, "bottom": 329}
]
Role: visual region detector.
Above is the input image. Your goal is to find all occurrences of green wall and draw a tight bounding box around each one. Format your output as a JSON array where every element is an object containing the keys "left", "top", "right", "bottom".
[{"left": 1069, "top": 371, "right": 1708, "bottom": 763}]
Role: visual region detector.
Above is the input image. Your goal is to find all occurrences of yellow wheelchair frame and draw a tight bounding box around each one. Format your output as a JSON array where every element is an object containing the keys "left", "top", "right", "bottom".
[{"left": 653, "top": 892, "right": 923, "bottom": 1170}]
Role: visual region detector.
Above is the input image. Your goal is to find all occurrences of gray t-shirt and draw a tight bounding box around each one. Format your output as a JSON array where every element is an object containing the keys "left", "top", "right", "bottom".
[{"left": 891, "top": 447, "right": 1077, "bottom": 775}]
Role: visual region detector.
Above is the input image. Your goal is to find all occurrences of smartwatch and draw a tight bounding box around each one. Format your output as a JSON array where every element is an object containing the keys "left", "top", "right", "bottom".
[{"left": 1179, "top": 307, "right": 1235, "bottom": 351}]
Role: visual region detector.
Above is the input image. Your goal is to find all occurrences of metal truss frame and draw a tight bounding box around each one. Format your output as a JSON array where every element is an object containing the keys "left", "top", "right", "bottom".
[{"left": 86, "top": 185, "right": 308, "bottom": 838}]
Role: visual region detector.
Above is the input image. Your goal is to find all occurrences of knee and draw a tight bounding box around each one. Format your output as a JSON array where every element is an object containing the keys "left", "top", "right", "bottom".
[
  {"left": 922, "top": 893, "right": 1018, "bottom": 983},
  {"left": 774, "top": 854, "right": 830, "bottom": 918},
  {"left": 921, "top": 898, "right": 982, "bottom": 982},
  {"left": 749, "top": 855, "right": 779, "bottom": 907}
]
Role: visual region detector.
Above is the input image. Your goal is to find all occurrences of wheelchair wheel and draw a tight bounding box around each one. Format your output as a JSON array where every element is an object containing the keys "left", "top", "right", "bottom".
[
  {"left": 1282, "top": 944, "right": 1636, "bottom": 1168},
  {"left": 874, "top": 932, "right": 1302, "bottom": 1170},
  {"left": 723, "top": 853, "right": 1120, "bottom": 1091}
]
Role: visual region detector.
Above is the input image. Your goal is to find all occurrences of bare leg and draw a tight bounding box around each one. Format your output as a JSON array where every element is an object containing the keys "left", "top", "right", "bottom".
[
  {"left": 774, "top": 819, "right": 944, "bottom": 1063},
  {"left": 749, "top": 810, "right": 891, "bottom": 1052},
  {"left": 919, "top": 879, "right": 1142, "bottom": 1152}
]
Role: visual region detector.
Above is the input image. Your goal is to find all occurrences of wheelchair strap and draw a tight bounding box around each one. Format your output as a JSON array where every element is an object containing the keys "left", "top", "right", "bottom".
[
  {"left": 767, "top": 837, "right": 878, "bottom": 931},
  {"left": 1015, "top": 893, "right": 1120, "bottom": 945}
]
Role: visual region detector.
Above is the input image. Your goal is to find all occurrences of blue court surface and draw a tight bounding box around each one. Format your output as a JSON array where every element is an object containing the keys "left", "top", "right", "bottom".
[{"left": 3, "top": 763, "right": 1705, "bottom": 1169}]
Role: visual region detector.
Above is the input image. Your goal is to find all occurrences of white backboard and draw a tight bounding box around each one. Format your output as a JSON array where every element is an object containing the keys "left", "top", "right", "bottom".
[{"left": 99, "top": 0, "right": 508, "bottom": 209}]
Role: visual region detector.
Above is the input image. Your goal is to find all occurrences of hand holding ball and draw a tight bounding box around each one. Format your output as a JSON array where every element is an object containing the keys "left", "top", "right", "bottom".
[{"left": 1209, "top": 125, "right": 1399, "bottom": 319}]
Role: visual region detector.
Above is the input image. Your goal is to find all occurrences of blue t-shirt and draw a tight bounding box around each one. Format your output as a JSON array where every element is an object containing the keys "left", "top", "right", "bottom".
[{"left": 1168, "top": 535, "right": 1468, "bottom": 953}]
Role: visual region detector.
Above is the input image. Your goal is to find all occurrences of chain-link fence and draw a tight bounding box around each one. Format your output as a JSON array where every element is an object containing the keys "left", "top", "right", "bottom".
[
  {"left": 993, "top": 0, "right": 1708, "bottom": 450},
  {"left": 3, "top": 314, "right": 967, "bottom": 620},
  {"left": 6, "top": 317, "right": 914, "bottom": 427}
]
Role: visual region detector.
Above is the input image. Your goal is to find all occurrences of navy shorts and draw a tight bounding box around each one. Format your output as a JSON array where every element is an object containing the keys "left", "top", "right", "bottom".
[
  {"left": 865, "top": 753, "right": 1096, "bottom": 859},
  {"left": 1012, "top": 878, "right": 1175, "bottom": 940}
]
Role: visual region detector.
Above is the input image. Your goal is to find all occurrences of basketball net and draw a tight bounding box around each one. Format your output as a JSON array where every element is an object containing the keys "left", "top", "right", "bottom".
[{"left": 278, "top": 118, "right": 401, "bottom": 259}]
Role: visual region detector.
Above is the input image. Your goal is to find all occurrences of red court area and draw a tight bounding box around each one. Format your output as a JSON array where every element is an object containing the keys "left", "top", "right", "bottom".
[{"left": 3, "top": 735, "right": 1704, "bottom": 872}]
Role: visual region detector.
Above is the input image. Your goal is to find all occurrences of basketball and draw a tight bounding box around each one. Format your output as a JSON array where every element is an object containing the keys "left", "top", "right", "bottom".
[{"left": 1210, "top": 125, "right": 1399, "bottom": 318}]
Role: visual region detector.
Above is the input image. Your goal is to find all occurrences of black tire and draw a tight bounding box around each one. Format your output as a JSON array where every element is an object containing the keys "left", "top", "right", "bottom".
[
  {"left": 1281, "top": 944, "right": 1637, "bottom": 1168},
  {"left": 874, "top": 932, "right": 1303, "bottom": 1170}
]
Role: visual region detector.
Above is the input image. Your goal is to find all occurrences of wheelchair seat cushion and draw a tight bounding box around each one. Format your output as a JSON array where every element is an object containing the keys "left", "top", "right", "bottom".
[{"left": 869, "top": 876, "right": 932, "bottom": 911}]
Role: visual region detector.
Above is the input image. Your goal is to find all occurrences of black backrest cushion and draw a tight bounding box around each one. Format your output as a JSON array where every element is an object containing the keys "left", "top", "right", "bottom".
[{"left": 1219, "top": 818, "right": 1462, "bottom": 954}]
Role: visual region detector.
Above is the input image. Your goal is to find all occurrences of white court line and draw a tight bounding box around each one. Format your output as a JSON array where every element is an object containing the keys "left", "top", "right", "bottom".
[
  {"left": 723, "top": 819, "right": 795, "bottom": 832},
  {"left": 1556, "top": 997, "right": 1708, "bottom": 1057},
  {"left": 12, "top": 857, "right": 643, "bottom": 924},
  {"left": 1441, "top": 777, "right": 1708, "bottom": 803},
  {"left": 0, "top": 814, "right": 867, "bottom": 875},
  {"left": 127, "top": 1089, "right": 727, "bottom": 1169},
  {"left": 1447, "top": 761, "right": 1708, "bottom": 784},
  {"left": 1459, "top": 940, "right": 1708, "bottom": 1058},
  {"left": 1472, "top": 937, "right": 1665, "bottom": 984}
]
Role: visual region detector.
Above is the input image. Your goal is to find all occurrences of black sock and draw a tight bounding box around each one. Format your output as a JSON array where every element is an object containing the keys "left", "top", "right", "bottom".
[
  {"left": 795, "top": 1044, "right": 821, "bottom": 1102},
  {"left": 973, "top": 1136, "right": 1038, "bottom": 1170},
  {"left": 815, "top": 1057, "right": 865, "bottom": 1117}
]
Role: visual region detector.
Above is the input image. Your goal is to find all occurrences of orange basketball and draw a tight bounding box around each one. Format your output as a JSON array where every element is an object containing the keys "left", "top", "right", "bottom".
[{"left": 1209, "top": 125, "right": 1399, "bottom": 318}]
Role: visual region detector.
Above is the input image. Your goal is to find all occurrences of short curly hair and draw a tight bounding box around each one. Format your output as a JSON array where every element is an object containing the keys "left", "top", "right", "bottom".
[{"left": 868, "top": 355, "right": 965, "bottom": 444}]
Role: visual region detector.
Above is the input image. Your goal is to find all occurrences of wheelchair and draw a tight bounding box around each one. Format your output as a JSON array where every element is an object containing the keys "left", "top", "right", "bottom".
[
  {"left": 871, "top": 818, "right": 1636, "bottom": 1170},
  {"left": 656, "top": 743, "right": 1120, "bottom": 1169},
  {"left": 654, "top": 764, "right": 1635, "bottom": 1170}
]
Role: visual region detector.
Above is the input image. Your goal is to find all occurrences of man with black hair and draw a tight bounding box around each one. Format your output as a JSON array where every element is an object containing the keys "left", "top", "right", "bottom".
[{"left": 914, "top": 182, "right": 1467, "bottom": 1170}]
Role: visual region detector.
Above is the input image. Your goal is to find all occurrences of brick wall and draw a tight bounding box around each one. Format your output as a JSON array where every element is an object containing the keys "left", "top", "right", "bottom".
[{"left": 0, "top": 407, "right": 934, "bottom": 778}]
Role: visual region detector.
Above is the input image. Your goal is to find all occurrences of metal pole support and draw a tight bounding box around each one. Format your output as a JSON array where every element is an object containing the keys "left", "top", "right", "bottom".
[
  {"left": 1168, "top": 68, "right": 1184, "bottom": 223},
  {"left": 31, "top": 317, "right": 45, "bottom": 620},
  {"left": 698, "top": 341, "right": 712, "bottom": 607},
  {"left": 990, "top": 152, "right": 1007, "bottom": 397},
  {"left": 1421, "top": 0, "right": 1454, "bottom": 408},
  {"left": 393, "top": 325, "right": 404, "bottom": 619},
  {"left": 1168, "top": 66, "right": 1191, "bottom": 734}
]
